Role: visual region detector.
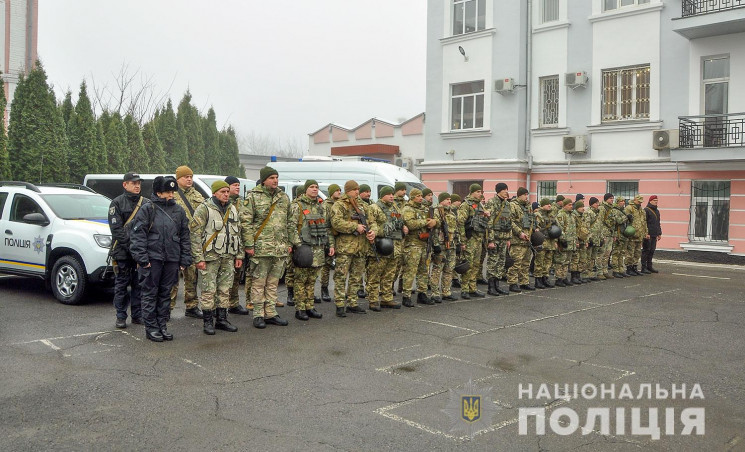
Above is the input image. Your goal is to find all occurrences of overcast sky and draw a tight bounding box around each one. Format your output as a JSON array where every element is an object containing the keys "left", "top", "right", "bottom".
[{"left": 38, "top": 0, "right": 426, "bottom": 150}]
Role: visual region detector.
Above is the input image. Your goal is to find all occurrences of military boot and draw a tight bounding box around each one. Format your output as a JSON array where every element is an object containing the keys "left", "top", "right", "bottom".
[
  {"left": 286, "top": 286, "right": 295, "bottom": 306},
  {"left": 554, "top": 277, "right": 566, "bottom": 287},
  {"left": 509, "top": 284, "right": 522, "bottom": 293},
  {"left": 648, "top": 265, "right": 659, "bottom": 274},
  {"left": 417, "top": 292, "right": 434, "bottom": 305},
  {"left": 580, "top": 273, "right": 590, "bottom": 283},
  {"left": 295, "top": 310, "right": 309, "bottom": 321},
  {"left": 496, "top": 280, "right": 510, "bottom": 295},
  {"left": 306, "top": 308, "right": 323, "bottom": 318},
  {"left": 632, "top": 265, "right": 643, "bottom": 276},
  {"left": 228, "top": 304, "right": 250, "bottom": 315},
  {"left": 640, "top": 263, "right": 651, "bottom": 274},
  {"left": 487, "top": 278, "right": 500, "bottom": 296},
  {"left": 571, "top": 272, "right": 583, "bottom": 285},
  {"left": 215, "top": 308, "right": 238, "bottom": 332},
  {"left": 321, "top": 286, "right": 331, "bottom": 302},
  {"left": 335, "top": 307, "right": 347, "bottom": 317},
  {"left": 203, "top": 310, "right": 215, "bottom": 335},
  {"left": 469, "top": 289, "right": 486, "bottom": 298},
  {"left": 452, "top": 278, "right": 461, "bottom": 288},
  {"left": 402, "top": 296, "right": 414, "bottom": 307},
  {"left": 460, "top": 292, "right": 471, "bottom": 300},
  {"left": 543, "top": 276, "right": 555, "bottom": 288},
  {"left": 185, "top": 306, "right": 204, "bottom": 319},
  {"left": 534, "top": 277, "right": 546, "bottom": 289},
  {"left": 625, "top": 266, "right": 635, "bottom": 276},
  {"left": 564, "top": 276, "right": 574, "bottom": 286}
]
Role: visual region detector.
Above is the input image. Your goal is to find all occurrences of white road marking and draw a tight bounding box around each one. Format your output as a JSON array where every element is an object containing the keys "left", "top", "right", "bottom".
[
  {"left": 671, "top": 272, "right": 730, "bottom": 280},
  {"left": 551, "top": 357, "right": 636, "bottom": 381},
  {"left": 181, "top": 358, "right": 204, "bottom": 369},
  {"left": 13, "top": 330, "right": 117, "bottom": 345},
  {"left": 392, "top": 344, "right": 422, "bottom": 352},
  {"left": 415, "top": 319, "right": 480, "bottom": 333},
  {"left": 40, "top": 339, "right": 60, "bottom": 351},
  {"left": 655, "top": 259, "right": 745, "bottom": 271},
  {"left": 452, "top": 289, "right": 681, "bottom": 339}
]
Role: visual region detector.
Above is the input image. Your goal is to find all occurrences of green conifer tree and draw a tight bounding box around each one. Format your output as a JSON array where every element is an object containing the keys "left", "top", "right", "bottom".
[
  {"left": 60, "top": 91, "right": 73, "bottom": 126},
  {"left": 156, "top": 100, "right": 185, "bottom": 172},
  {"left": 218, "top": 126, "right": 242, "bottom": 176},
  {"left": 0, "top": 75, "right": 10, "bottom": 179},
  {"left": 143, "top": 122, "right": 166, "bottom": 173},
  {"left": 202, "top": 107, "right": 220, "bottom": 174},
  {"left": 123, "top": 114, "right": 148, "bottom": 173},
  {"left": 67, "top": 81, "right": 101, "bottom": 182},
  {"left": 102, "top": 112, "right": 128, "bottom": 173},
  {"left": 176, "top": 91, "right": 204, "bottom": 171}
]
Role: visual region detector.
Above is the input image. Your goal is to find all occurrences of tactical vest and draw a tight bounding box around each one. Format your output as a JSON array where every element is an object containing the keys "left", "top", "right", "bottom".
[
  {"left": 468, "top": 202, "right": 489, "bottom": 233},
  {"left": 493, "top": 198, "right": 512, "bottom": 232},
  {"left": 296, "top": 199, "right": 329, "bottom": 247},
  {"left": 377, "top": 200, "right": 404, "bottom": 240},
  {"left": 518, "top": 202, "right": 535, "bottom": 230},
  {"left": 203, "top": 204, "right": 240, "bottom": 255}
]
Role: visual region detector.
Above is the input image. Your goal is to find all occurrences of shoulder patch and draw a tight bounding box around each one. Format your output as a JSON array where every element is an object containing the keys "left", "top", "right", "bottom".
[{"left": 109, "top": 206, "right": 116, "bottom": 215}]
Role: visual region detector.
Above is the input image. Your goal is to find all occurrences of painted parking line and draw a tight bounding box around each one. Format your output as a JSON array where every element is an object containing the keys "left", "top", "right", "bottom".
[
  {"left": 415, "top": 319, "right": 480, "bottom": 333},
  {"left": 671, "top": 272, "right": 730, "bottom": 280}
]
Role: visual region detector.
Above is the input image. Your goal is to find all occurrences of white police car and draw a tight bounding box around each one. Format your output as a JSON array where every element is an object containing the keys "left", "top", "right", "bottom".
[{"left": 0, "top": 182, "right": 114, "bottom": 304}]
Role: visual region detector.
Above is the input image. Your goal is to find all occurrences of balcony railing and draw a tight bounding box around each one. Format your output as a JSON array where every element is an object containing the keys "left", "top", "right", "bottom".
[
  {"left": 682, "top": 0, "right": 745, "bottom": 17},
  {"left": 679, "top": 113, "right": 745, "bottom": 148}
]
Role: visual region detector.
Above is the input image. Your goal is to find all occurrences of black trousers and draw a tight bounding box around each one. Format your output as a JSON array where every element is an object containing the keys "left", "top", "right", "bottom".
[
  {"left": 139, "top": 260, "right": 179, "bottom": 332},
  {"left": 113, "top": 259, "right": 141, "bottom": 320},
  {"left": 642, "top": 237, "right": 658, "bottom": 268}
]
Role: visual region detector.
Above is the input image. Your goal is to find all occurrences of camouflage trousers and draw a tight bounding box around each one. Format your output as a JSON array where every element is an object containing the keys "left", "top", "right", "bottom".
[
  {"left": 575, "top": 245, "right": 590, "bottom": 273},
  {"left": 170, "top": 264, "right": 199, "bottom": 310},
  {"left": 285, "top": 259, "right": 295, "bottom": 289},
  {"left": 599, "top": 236, "right": 614, "bottom": 276},
  {"left": 250, "top": 256, "right": 287, "bottom": 319},
  {"left": 461, "top": 234, "right": 484, "bottom": 292},
  {"left": 367, "top": 241, "right": 401, "bottom": 306},
  {"left": 430, "top": 247, "right": 456, "bottom": 297},
  {"left": 486, "top": 239, "right": 509, "bottom": 280},
  {"left": 333, "top": 252, "right": 365, "bottom": 308},
  {"left": 555, "top": 250, "right": 574, "bottom": 279},
  {"left": 534, "top": 249, "right": 554, "bottom": 278},
  {"left": 587, "top": 245, "right": 603, "bottom": 277},
  {"left": 228, "top": 265, "right": 242, "bottom": 308},
  {"left": 320, "top": 254, "right": 333, "bottom": 287},
  {"left": 198, "top": 257, "right": 235, "bottom": 311},
  {"left": 402, "top": 241, "right": 429, "bottom": 298},
  {"left": 627, "top": 240, "right": 642, "bottom": 267},
  {"left": 506, "top": 245, "right": 531, "bottom": 285},
  {"left": 294, "top": 266, "right": 321, "bottom": 311},
  {"left": 611, "top": 239, "right": 628, "bottom": 272}
]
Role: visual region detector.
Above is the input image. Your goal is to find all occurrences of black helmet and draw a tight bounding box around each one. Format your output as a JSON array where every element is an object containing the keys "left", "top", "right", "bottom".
[
  {"left": 548, "top": 224, "right": 562, "bottom": 239},
  {"left": 623, "top": 225, "right": 636, "bottom": 238},
  {"left": 292, "top": 244, "right": 314, "bottom": 268},
  {"left": 375, "top": 237, "right": 394, "bottom": 256},
  {"left": 531, "top": 230, "right": 545, "bottom": 247},
  {"left": 454, "top": 259, "right": 470, "bottom": 275}
]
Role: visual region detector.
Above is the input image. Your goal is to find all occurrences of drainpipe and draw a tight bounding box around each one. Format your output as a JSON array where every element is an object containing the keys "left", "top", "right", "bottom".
[{"left": 525, "top": 0, "right": 533, "bottom": 196}]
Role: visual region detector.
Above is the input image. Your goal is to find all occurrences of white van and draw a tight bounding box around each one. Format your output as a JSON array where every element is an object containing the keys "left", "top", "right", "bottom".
[
  {"left": 268, "top": 161, "right": 424, "bottom": 200},
  {"left": 83, "top": 174, "right": 253, "bottom": 200}
]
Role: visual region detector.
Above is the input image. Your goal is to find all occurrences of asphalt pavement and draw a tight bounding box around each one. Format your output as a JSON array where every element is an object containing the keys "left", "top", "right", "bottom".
[{"left": 1, "top": 260, "right": 744, "bottom": 451}]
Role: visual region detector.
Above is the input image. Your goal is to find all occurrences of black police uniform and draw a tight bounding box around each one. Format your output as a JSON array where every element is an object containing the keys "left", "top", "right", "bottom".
[
  {"left": 129, "top": 177, "right": 192, "bottom": 341},
  {"left": 109, "top": 180, "right": 148, "bottom": 324}
]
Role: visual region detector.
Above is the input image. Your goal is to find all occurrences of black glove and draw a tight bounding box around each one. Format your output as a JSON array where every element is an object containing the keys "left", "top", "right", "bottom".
[{"left": 433, "top": 245, "right": 442, "bottom": 254}]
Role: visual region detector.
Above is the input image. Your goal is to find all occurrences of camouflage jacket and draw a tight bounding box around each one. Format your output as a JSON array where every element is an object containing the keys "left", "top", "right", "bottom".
[
  {"left": 457, "top": 195, "right": 487, "bottom": 240},
  {"left": 241, "top": 185, "right": 296, "bottom": 258},
  {"left": 573, "top": 210, "right": 589, "bottom": 244},
  {"left": 290, "top": 194, "right": 332, "bottom": 266},
  {"left": 624, "top": 203, "right": 649, "bottom": 240},
  {"left": 403, "top": 199, "right": 436, "bottom": 247},
  {"left": 190, "top": 197, "right": 242, "bottom": 262},
  {"left": 535, "top": 208, "right": 557, "bottom": 251},
  {"left": 556, "top": 209, "right": 577, "bottom": 250},
  {"left": 509, "top": 199, "right": 534, "bottom": 246},
  {"left": 585, "top": 206, "right": 602, "bottom": 246},
  {"left": 330, "top": 194, "right": 370, "bottom": 256},
  {"left": 486, "top": 195, "right": 512, "bottom": 241},
  {"left": 175, "top": 185, "right": 204, "bottom": 225},
  {"left": 433, "top": 205, "right": 457, "bottom": 249},
  {"left": 369, "top": 199, "right": 404, "bottom": 241},
  {"left": 394, "top": 195, "right": 406, "bottom": 212},
  {"left": 598, "top": 201, "right": 626, "bottom": 238}
]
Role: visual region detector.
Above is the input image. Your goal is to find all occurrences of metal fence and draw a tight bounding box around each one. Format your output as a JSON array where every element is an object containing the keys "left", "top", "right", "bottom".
[
  {"left": 682, "top": 0, "right": 745, "bottom": 17},
  {"left": 679, "top": 113, "right": 745, "bottom": 148}
]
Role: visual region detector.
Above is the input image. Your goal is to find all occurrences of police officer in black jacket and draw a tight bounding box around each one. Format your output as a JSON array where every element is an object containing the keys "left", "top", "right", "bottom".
[
  {"left": 109, "top": 172, "right": 148, "bottom": 329},
  {"left": 130, "top": 176, "right": 192, "bottom": 342}
]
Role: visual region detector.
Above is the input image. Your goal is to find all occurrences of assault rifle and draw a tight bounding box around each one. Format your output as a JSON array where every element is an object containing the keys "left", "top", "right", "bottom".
[{"left": 352, "top": 208, "right": 379, "bottom": 262}]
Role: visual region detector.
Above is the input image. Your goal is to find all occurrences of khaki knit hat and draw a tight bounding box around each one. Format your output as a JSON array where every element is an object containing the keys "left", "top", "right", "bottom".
[
  {"left": 469, "top": 183, "right": 482, "bottom": 193},
  {"left": 327, "top": 184, "right": 341, "bottom": 196},
  {"left": 409, "top": 188, "right": 423, "bottom": 198},
  {"left": 438, "top": 192, "right": 451, "bottom": 203},
  {"left": 211, "top": 180, "right": 229, "bottom": 193},
  {"left": 344, "top": 180, "right": 359, "bottom": 192},
  {"left": 175, "top": 165, "right": 193, "bottom": 180}
]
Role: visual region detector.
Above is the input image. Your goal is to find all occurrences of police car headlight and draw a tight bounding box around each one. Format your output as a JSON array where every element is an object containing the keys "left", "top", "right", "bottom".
[{"left": 94, "top": 234, "right": 113, "bottom": 248}]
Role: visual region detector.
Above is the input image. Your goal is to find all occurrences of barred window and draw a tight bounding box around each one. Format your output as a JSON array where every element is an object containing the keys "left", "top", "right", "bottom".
[
  {"left": 540, "top": 76, "right": 559, "bottom": 127},
  {"left": 690, "top": 181, "right": 730, "bottom": 242},
  {"left": 453, "top": 0, "right": 486, "bottom": 36},
  {"left": 602, "top": 65, "right": 650, "bottom": 122},
  {"left": 541, "top": 0, "right": 559, "bottom": 22},
  {"left": 604, "top": 0, "right": 650, "bottom": 12},
  {"left": 607, "top": 181, "right": 638, "bottom": 200},
  {"left": 537, "top": 181, "right": 557, "bottom": 202},
  {"left": 451, "top": 81, "right": 485, "bottom": 130}
]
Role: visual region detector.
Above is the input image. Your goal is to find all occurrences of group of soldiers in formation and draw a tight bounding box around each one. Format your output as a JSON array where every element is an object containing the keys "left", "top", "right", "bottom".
[{"left": 108, "top": 165, "right": 663, "bottom": 342}]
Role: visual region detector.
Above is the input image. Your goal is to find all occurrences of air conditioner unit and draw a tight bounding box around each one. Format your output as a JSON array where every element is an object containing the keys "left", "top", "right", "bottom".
[
  {"left": 494, "top": 78, "right": 514, "bottom": 93},
  {"left": 652, "top": 129, "right": 679, "bottom": 150},
  {"left": 565, "top": 71, "right": 588, "bottom": 88},
  {"left": 395, "top": 157, "right": 413, "bottom": 170},
  {"left": 563, "top": 135, "right": 587, "bottom": 154}
]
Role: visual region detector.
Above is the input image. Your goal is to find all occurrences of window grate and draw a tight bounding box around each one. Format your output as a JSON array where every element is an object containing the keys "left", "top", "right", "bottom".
[
  {"left": 689, "top": 181, "right": 730, "bottom": 242},
  {"left": 602, "top": 65, "right": 650, "bottom": 122},
  {"left": 540, "top": 76, "right": 559, "bottom": 127},
  {"left": 607, "top": 181, "right": 638, "bottom": 200},
  {"left": 537, "top": 181, "right": 557, "bottom": 202}
]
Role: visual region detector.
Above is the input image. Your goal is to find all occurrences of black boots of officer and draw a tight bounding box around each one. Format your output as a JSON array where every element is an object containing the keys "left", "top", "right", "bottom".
[
  {"left": 203, "top": 310, "right": 215, "bottom": 335},
  {"left": 543, "top": 276, "right": 555, "bottom": 288},
  {"left": 509, "top": 284, "right": 522, "bottom": 293},
  {"left": 487, "top": 278, "right": 500, "bottom": 296},
  {"left": 417, "top": 292, "right": 434, "bottom": 305},
  {"left": 534, "top": 277, "right": 546, "bottom": 289},
  {"left": 571, "top": 271, "right": 583, "bottom": 285},
  {"left": 215, "top": 308, "right": 238, "bottom": 332},
  {"left": 228, "top": 304, "right": 250, "bottom": 315},
  {"left": 321, "top": 286, "right": 331, "bottom": 302},
  {"left": 185, "top": 306, "right": 203, "bottom": 319}
]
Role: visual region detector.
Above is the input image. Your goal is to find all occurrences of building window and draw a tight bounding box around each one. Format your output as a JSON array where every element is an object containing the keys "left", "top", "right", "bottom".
[
  {"left": 453, "top": 0, "right": 486, "bottom": 36},
  {"left": 541, "top": 0, "right": 559, "bottom": 23},
  {"left": 603, "top": 0, "right": 650, "bottom": 12},
  {"left": 451, "top": 81, "right": 485, "bottom": 130},
  {"left": 702, "top": 56, "right": 729, "bottom": 147},
  {"left": 607, "top": 181, "right": 638, "bottom": 200},
  {"left": 537, "top": 181, "right": 557, "bottom": 202},
  {"left": 452, "top": 180, "right": 484, "bottom": 199},
  {"left": 602, "top": 65, "right": 650, "bottom": 122},
  {"left": 540, "top": 76, "right": 559, "bottom": 127},
  {"left": 690, "top": 181, "right": 730, "bottom": 242}
]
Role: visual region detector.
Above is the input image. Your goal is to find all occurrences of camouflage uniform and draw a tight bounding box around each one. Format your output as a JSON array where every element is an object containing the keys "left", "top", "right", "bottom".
[
  {"left": 534, "top": 208, "right": 557, "bottom": 280},
  {"left": 430, "top": 206, "right": 457, "bottom": 299},
  {"left": 367, "top": 199, "right": 404, "bottom": 308},
  {"left": 624, "top": 199, "right": 649, "bottom": 271},
  {"left": 506, "top": 199, "right": 535, "bottom": 286},
  {"left": 555, "top": 208, "right": 577, "bottom": 281},
  {"left": 485, "top": 195, "right": 512, "bottom": 280},
  {"left": 190, "top": 197, "right": 242, "bottom": 311},
  {"left": 319, "top": 198, "right": 336, "bottom": 289},
  {"left": 242, "top": 185, "right": 295, "bottom": 319},
  {"left": 290, "top": 194, "right": 332, "bottom": 312},
  {"left": 330, "top": 195, "right": 369, "bottom": 309},
  {"left": 609, "top": 199, "right": 631, "bottom": 274},
  {"left": 584, "top": 204, "right": 603, "bottom": 279},
  {"left": 227, "top": 193, "right": 247, "bottom": 309},
  {"left": 393, "top": 194, "right": 407, "bottom": 288},
  {"left": 573, "top": 210, "right": 590, "bottom": 277},
  {"left": 172, "top": 185, "right": 204, "bottom": 310},
  {"left": 598, "top": 199, "right": 625, "bottom": 277},
  {"left": 457, "top": 195, "right": 489, "bottom": 293},
  {"left": 402, "top": 199, "right": 436, "bottom": 299}
]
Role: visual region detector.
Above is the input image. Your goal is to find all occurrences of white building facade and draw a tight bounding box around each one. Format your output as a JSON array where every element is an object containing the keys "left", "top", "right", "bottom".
[
  {"left": 422, "top": 0, "right": 745, "bottom": 255},
  {"left": 1, "top": 0, "right": 38, "bottom": 121}
]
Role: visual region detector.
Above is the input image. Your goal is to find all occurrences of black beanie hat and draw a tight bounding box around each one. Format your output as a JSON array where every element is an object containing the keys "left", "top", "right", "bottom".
[
  {"left": 589, "top": 197, "right": 599, "bottom": 206},
  {"left": 495, "top": 182, "right": 508, "bottom": 193},
  {"left": 225, "top": 176, "right": 240, "bottom": 185},
  {"left": 517, "top": 187, "right": 529, "bottom": 197},
  {"left": 604, "top": 192, "right": 614, "bottom": 201},
  {"left": 575, "top": 193, "right": 585, "bottom": 201}
]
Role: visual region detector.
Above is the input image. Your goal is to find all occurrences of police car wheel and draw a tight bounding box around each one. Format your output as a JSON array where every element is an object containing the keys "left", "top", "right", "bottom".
[{"left": 51, "top": 256, "right": 87, "bottom": 305}]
